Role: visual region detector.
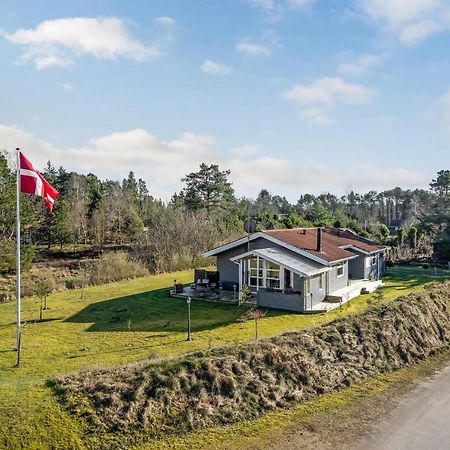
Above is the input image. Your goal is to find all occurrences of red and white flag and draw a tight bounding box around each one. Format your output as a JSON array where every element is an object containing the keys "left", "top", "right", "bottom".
[{"left": 19, "top": 152, "right": 59, "bottom": 212}]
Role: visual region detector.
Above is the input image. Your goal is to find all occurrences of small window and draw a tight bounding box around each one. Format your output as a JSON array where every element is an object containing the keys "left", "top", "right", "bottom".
[
  {"left": 319, "top": 274, "right": 323, "bottom": 290},
  {"left": 336, "top": 265, "right": 344, "bottom": 277},
  {"left": 371, "top": 256, "right": 377, "bottom": 266}
]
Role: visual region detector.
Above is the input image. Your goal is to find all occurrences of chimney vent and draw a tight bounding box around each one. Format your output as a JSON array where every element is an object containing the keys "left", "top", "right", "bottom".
[{"left": 316, "top": 227, "right": 323, "bottom": 252}]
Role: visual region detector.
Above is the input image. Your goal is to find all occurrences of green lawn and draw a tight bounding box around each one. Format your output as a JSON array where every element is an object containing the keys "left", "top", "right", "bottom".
[{"left": 0, "top": 266, "right": 448, "bottom": 449}]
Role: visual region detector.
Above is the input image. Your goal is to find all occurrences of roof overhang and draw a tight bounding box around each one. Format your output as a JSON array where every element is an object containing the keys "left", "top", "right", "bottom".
[
  {"left": 203, "top": 231, "right": 386, "bottom": 266},
  {"left": 339, "top": 245, "right": 386, "bottom": 256},
  {"left": 230, "top": 248, "right": 330, "bottom": 277},
  {"left": 203, "top": 232, "right": 331, "bottom": 265}
]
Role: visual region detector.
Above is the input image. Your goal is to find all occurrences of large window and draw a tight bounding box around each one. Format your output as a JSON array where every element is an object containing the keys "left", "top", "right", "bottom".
[{"left": 248, "top": 258, "right": 281, "bottom": 290}]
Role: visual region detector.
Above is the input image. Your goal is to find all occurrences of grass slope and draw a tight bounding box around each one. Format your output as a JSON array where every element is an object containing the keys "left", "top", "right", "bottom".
[
  {"left": 56, "top": 284, "right": 450, "bottom": 439},
  {"left": 0, "top": 267, "right": 448, "bottom": 449}
]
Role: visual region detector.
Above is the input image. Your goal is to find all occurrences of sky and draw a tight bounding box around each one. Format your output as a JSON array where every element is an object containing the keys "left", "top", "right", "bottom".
[{"left": 0, "top": 0, "right": 449, "bottom": 201}]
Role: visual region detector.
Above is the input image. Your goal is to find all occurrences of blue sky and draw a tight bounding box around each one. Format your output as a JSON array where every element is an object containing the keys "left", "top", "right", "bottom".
[{"left": 0, "top": 0, "right": 449, "bottom": 201}]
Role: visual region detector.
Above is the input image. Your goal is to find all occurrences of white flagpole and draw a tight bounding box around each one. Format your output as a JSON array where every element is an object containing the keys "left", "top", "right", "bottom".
[{"left": 16, "top": 147, "right": 21, "bottom": 367}]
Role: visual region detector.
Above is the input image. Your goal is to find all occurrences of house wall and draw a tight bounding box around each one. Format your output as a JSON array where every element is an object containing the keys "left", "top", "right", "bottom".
[
  {"left": 216, "top": 237, "right": 324, "bottom": 291},
  {"left": 216, "top": 243, "right": 247, "bottom": 289},
  {"left": 303, "top": 273, "right": 327, "bottom": 309},
  {"left": 348, "top": 251, "right": 366, "bottom": 280},
  {"left": 257, "top": 290, "right": 304, "bottom": 312},
  {"left": 367, "top": 253, "right": 383, "bottom": 280},
  {"left": 347, "top": 250, "right": 386, "bottom": 281},
  {"left": 328, "top": 262, "right": 349, "bottom": 293}
]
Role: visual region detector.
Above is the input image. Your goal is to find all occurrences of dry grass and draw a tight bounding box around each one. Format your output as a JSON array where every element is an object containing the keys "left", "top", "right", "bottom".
[{"left": 55, "top": 282, "right": 450, "bottom": 439}]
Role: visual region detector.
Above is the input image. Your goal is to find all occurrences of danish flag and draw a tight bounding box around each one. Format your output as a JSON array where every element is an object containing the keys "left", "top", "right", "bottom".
[{"left": 19, "top": 151, "right": 59, "bottom": 212}]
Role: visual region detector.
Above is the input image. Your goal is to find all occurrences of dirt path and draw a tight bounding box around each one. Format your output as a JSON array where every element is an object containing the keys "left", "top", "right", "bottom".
[
  {"left": 255, "top": 354, "right": 450, "bottom": 450},
  {"left": 355, "top": 364, "right": 450, "bottom": 450}
]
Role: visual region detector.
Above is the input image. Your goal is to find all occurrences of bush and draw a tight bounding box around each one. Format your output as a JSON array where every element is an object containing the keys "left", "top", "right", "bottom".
[
  {"left": 86, "top": 252, "right": 148, "bottom": 286},
  {"left": 0, "top": 240, "right": 35, "bottom": 273}
]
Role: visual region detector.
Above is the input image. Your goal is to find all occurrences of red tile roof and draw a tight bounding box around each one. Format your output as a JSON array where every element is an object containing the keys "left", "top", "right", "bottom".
[{"left": 264, "top": 228, "right": 385, "bottom": 263}]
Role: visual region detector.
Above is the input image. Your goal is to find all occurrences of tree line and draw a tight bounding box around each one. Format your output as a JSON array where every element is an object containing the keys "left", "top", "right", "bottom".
[{"left": 1, "top": 152, "right": 449, "bottom": 273}]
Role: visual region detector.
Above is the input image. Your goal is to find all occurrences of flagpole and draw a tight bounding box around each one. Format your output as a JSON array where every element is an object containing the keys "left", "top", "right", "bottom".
[{"left": 15, "top": 147, "right": 21, "bottom": 367}]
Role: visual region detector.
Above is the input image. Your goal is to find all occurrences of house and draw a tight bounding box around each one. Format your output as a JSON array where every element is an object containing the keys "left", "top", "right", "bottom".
[
  {"left": 388, "top": 219, "right": 407, "bottom": 235},
  {"left": 203, "top": 227, "right": 387, "bottom": 313}
]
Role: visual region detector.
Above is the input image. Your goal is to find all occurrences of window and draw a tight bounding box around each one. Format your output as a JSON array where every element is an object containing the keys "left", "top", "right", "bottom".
[
  {"left": 336, "top": 264, "right": 344, "bottom": 277},
  {"left": 319, "top": 273, "right": 323, "bottom": 290},
  {"left": 371, "top": 256, "right": 377, "bottom": 266},
  {"left": 247, "top": 258, "right": 281, "bottom": 290},
  {"left": 265, "top": 261, "right": 280, "bottom": 289}
]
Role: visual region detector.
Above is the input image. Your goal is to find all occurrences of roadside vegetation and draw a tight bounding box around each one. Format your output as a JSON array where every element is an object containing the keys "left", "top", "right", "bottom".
[
  {"left": 55, "top": 283, "right": 450, "bottom": 440},
  {"left": 0, "top": 266, "right": 449, "bottom": 449}
]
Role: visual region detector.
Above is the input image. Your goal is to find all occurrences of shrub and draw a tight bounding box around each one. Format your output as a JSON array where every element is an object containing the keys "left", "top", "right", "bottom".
[
  {"left": 86, "top": 252, "right": 148, "bottom": 286},
  {"left": 0, "top": 240, "right": 35, "bottom": 274}
]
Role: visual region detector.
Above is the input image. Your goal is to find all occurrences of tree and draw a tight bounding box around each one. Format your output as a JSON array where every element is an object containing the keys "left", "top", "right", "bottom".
[
  {"left": 33, "top": 276, "right": 54, "bottom": 321},
  {"left": 181, "top": 163, "right": 235, "bottom": 214},
  {"left": 430, "top": 170, "right": 450, "bottom": 197},
  {"left": 49, "top": 199, "right": 74, "bottom": 250},
  {"left": 86, "top": 173, "right": 103, "bottom": 218},
  {"left": 239, "top": 308, "right": 267, "bottom": 339},
  {"left": 307, "top": 201, "right": 333, "bottom": 227},
  {"left": 122, "top": 171, "right": 139, "bottom": 205}
]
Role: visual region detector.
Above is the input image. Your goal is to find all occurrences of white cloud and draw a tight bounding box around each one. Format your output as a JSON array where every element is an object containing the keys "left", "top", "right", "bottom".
[
  {"left": 246, "top": 0, "right": 316, "bottom": 11},
  {"left": 236, "top": 41, "right": 272, "bottom": 56},
  {"left": 399, "top": 20, "right": 442, "bottom": 45},
  {"left": 299, "top": 108, "right": 334, "bottom": 126},
  {"left": 359, "top": 0, "right": 442, "bottom": 23},
  {"left": 283, "top": 77, "right": 377, "bottom": 105},
  {"left": 230, "top": 144, "right": 260, "bottom": 157},
  {"left": 357, "top": 0, "right": 450, "bottom": 45},
  {"left": 60, "top": 82, "right": 74, "bottom": 91},
  {"left": 3, "top": 17, "right": 172, "bottom": 69},
  {"left": 154, "top": 16, "right": 176, "bottom": 26},
  {"left": 201, "top": 60, "right": 233, "bottom": 75},
  {"left": 237, "top": 29, "right": 278, "bottom": 57},
  {"left": 338, "top": 53, "right": 385, "bottom": 75},
  {"left": 0, "top": 123, "right": 428, "bottom": 199},
  {"left": 283, "top": 77, "right": 377, "bottom": 125}
]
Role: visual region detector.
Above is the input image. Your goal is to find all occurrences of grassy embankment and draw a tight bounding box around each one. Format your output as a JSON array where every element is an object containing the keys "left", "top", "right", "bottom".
[{"left": 0, "top": 266, "right": 448, "bottom": 449}]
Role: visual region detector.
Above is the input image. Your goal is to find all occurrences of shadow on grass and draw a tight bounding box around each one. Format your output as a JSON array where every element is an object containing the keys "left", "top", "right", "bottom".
[
  {"left": 65, "top": 287, "right": 251, "bottom": 333},
  {"left": 31, "top": 318, "right": 63, "bottom": 324}
]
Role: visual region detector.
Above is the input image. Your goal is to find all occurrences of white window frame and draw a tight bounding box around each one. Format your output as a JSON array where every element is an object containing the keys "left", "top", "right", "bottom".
[
  {"left": 319, "top": 273, "right": 324, "bottom": 290},
  {"left": 247, "top": 258, "right": 282, "bottom": 291},
  {"left": 371, "top": 255, "right": 377, "bottom": 266},
  {"left": 336, "top": 263, "right": 345, "bottom": 278}
]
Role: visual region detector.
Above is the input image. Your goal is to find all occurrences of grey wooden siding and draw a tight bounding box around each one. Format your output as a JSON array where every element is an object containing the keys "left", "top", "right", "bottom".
[
  {"left": 348, "top": 251, "right": 384, "bottom": 281},
  {"left": 303, "top": 273, "right": 327, "bottom": 308},
  {"left": 257, "top": 290, "right": 304, "bottom": 312},
  {"left": 348, "top": 251, "right": 365, "bottom": 280},
  {"left": 328, "top": 262, "right": 349, "bottom": 293}
]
